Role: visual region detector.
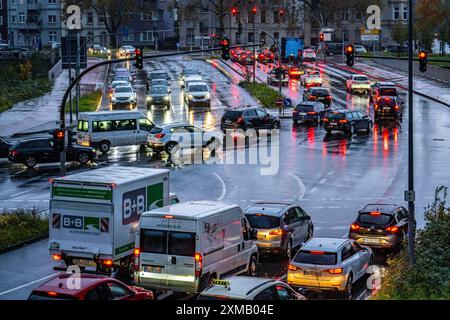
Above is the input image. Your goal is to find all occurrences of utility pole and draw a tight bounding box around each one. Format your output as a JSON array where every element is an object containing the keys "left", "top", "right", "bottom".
[
  {"left": 251, "top": 4, "right": 257, "bottom": 84},
  {"left": 75, "top": 31, "right": 80, "bottom": 120},
  {"left": 406, "top": 0, "right": 416, "bottom": 266},
  {"left": 67, "top": 31, "right": 73, "bottom": 125}
]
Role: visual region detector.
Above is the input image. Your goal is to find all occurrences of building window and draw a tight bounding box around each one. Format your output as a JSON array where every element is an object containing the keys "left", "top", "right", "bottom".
[
  {"left": 260, "top": 10, "right": 266, "bottom": 23},
  {"left": 87, "top": 12, "right": 94, "bottom": 25},
  {"left": 248, "top": 13, "right": 254, "bottom": 24},
  {"left": 199, "top": 21, "right": 208, "bottom": 35},
  {"left": 341, "top": 10, "right": 350, "bottom": 21},
  {"left": 123, "top": 31, "right": 134, "bottom": 42},
  {"left": 260, "top": 33, "right": 266, "bottom": 45},
  {"left": 87, "top": 31, "right": 94, "bottom": 43},
  {"left": 402, "top": 5, "right": 408, "bottom": 20},
  {"left": 186, "top": 28, "right": 194, "bottom": 45},
  {"left": 273, "top": 11, "right": 280, "bottom": 23},
  {"left": 129, "top": 13, "right": 134, "bottom": 21},
  {"left": 158, "top": 10, "right": 164, "bottom": 21},
  {"left": 274, "top": 32, "right": 279, "bottom": 40},
  {"left": 141, "top": 31, "right": 153, "bottom": 42},
  {"left": 0, "top": 1, "right": 2, "bottom": 10},
  {"left": 19, "top": 12, "right": 25, "bottom": 24},
  {"left": 17, "top": 32, "right": 23, "bottom": 43},
  {"left": 48, "top": 15, "right": 56, "bottom": 24},
  {"left": 12, "top": 15, "right": 16, "bottom": 24},
  {"left": 235, "top": 32, "right": 241, "bottom": 45},
  {"left": 393, "top": 6, "right": 400, "bottom": 20},
  {"left": 248, "top": 32, "right": 254, "bottom": 43},
  {"left": 98, "top": 15, "right": 105, "bottom": 24},
  {"left": 49, "top": 31, "right": 57, "bottom": 43},
  {"left": 0, "top": 17, "right": 2, "bottom": 26},
  {"left": 48, "top": 0, "right": 56, "bottom": 4},
  {"left": 141, "top": 12, "right": 154, "bottom": 21}
]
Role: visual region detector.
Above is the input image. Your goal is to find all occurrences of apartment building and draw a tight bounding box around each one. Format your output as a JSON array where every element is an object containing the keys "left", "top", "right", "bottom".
[{"left": 0, "top": 0, "right": 7, "bottom": 42}]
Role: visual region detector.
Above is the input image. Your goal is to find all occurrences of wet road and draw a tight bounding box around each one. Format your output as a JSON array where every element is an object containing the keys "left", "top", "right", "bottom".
[{"left": 1, "top": 55, "right": 450, "bottom": 300}]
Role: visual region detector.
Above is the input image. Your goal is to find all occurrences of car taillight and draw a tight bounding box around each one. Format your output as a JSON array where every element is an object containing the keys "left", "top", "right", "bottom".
[
  {"left": 288, "top": 264, "right": 299, "bottom": 271},
  {"left": 293, "top": 110, "right": 299, "bottom": 114},
  {"left": 10, "top": 150, "right": 19, "bottom": 157},
  {"left": 269, "top": 229, "right": 284, "bottom": 236},
  {"left": 327, "top": 268, "right": 343, "bottom": 274},
  {"left": 374, "top": 104, "right": 379, "bottom": 110},
  {"left": 386, "top": 226, "right": 399, "bottom": 233},
  {"left": 102, "top": 259, "right": 113, "bottom": 266},
  {"left": 339, "top": 120, "right": 348, "bottom": 124},
  {"left": 242, "top": 55, "right": 247, "bottom": 59},
  {"left": 326, "top": 95, "right": 332, "bottom": 100},
  {"left": 155, "top": 133, "right": 165, "bottom": 139},
  {"left": 52, "top": 254, "right": 62, "bottom": 261},
  {"left": 270, "top": 54, "right": 274, "bottom": 59},
  {"left": 134, "top": 248, "right": 140, "bottom": 271},
  {"left": 236, "top": 117, "right": 244, "bottom": 124},
  {"left": 350, "top": 223, "right": 361, "bottom": 231},
  {"left": 47, "top": 291, "right": 58, "bottom": 297},
  {"left": 307, "top": 112, "right": 317, "bottom": 115},
  {"left": 309, "top": 96, "right": 316, "bottom": 100},
  {"left": 394, "top": 105, "right": 400, "bottom": 111},
  {"left": 323, "top": 118, "right": 329, "bottom": 122},
  {"left": 195, "top": 252, "right": 202, "bottom": 278}
]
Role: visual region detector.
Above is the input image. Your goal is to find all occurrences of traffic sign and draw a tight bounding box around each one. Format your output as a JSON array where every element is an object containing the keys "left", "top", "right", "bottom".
[
  {"left": 361, "top": 35, "right": 379, "bottom": 41},
  {"left": 275, "top": 98, "right": 283, "bottom": 107},
  {"left": 283, "top": 98, "right": 292, "bottom": 107}
]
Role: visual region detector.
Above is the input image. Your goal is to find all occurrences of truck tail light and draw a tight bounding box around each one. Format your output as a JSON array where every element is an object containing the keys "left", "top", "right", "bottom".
[
  {"left": 52, "top": 254, "right": 62, "bottom": 261},
  {"left": 288, "top": 264, "right": 299, "bottom": 271},
  {"left": 134, "top": 248, "right": 140, "bottom": 271},
  {"left": 102, "top": 259, "right": 113, "bottom": 266},
  {"left": 386, "top": 226, "right": 399, "bottom": 233},
  {"left": 327, "top": 268, "right": 343, "bottom": 274},
  {"left": 195, "top": 252, "right": 202, "bottom": 278}
]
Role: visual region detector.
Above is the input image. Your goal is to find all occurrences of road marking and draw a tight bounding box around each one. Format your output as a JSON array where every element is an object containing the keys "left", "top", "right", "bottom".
[
  {"left": 8, "top": 190, "right": 30, "bottom": 198},
  {"left": 213, "top": 172, "right": 227, "bottom": 201},
  {"left": 289, "top": 173, "right": 306, "bottom": 200},
  {"left": 0, "top": 273, "right": 55, "bottom": 297}
]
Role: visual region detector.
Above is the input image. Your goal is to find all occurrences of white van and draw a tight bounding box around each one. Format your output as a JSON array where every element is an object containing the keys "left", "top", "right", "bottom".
[
  {"left": 302, "top": 48, "right": 317, "bottom": 62},
  {"left": 134, "top": 201, "right": 259, "bottom": 293},
  {"left": 77, "top": 111, "right": 154, "bottom": 153}
]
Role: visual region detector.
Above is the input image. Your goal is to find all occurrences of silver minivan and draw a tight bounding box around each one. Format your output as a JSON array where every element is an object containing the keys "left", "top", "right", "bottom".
[{"left": 77, "top": 111, "right": 154, "bottom": 153}]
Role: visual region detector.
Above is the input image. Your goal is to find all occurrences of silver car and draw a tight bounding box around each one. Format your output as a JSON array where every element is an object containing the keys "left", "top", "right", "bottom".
[
  {"left": 146, "top": 85, "right": 171, "bottom": 109},
  {"left": 287, "top": 237, "right": 373, "bottom": 298}
]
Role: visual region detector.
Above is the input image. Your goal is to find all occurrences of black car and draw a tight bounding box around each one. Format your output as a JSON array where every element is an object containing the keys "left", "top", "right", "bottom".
[
  {"left": 0, "top": 137, "right": 13, "bottom": 158},
  {"left": 244, "top": 202, "right": 314, "bottom": 259},
  {"left": 221, "top": 107, "right": 280, "bottom": 132},
  {"left": 349, "top": 204, "right": 408, "bottom": 251},
  {"left": 303, "top": 87, "right": 332, "bottom": 107},
  {"left": 267, "top": 68, "right": 288, "bottom": 86},
  {"left": 8, "top": 138, "right": 96, "bottom": 168},
  {"left": 292, "top": 102, "right": 326, "bottom": 125},
  {"left": 324, "top": 109, "right": 372, "bottom": 135},
  {"left": 374, "top": 96, "right": 404, "bottom": 122},
  {"left": 147, "top": 70, "right": 170, "bottom": 85},
  {"left": 370, "top": 81, "right": 399, "bottom": 101}
]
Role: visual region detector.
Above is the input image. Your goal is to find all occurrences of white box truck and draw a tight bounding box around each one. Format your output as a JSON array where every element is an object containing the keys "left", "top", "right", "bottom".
[
  {"left": 134, "top": 201, "right": 259, "bottom": 293},
  {"left": 49, "top": 166, "right": 170, "bottom": 278}
]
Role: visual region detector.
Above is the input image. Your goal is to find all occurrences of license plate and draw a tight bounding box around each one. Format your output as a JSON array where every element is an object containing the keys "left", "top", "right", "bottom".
[
  {"left": 144, "top": 266, "right": 164, "bottom": 273},
  {"left": 73, "top": 259, "right": 97, "bottom": 267},
  {"left": 303, "top": 270, "right": 318, "bottom": 276},
  {"left": 330, "top": 122, "right": 337, "bottom": 126},
  {"left": 364, "top": 238, "right": 381, "bottom": 244},
  {"left": 299, "top": 112, "right": 306, "bottom": 116},
  {"left": 226, "top": 120, "right": 232, "bottom": 123},
  {"left": 383, "top": 107, "right": 390, "bottom": 110}
]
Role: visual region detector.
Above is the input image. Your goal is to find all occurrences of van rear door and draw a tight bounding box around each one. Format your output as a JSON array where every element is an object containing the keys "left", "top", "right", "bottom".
[{"left": 139, "top": 227, "right": 169, "bottom": 288}]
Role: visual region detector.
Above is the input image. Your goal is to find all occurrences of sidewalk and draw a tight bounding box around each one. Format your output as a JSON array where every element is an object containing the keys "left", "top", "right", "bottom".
[{"left": 0, "top": 58, "right": 107, "bottom": 137}]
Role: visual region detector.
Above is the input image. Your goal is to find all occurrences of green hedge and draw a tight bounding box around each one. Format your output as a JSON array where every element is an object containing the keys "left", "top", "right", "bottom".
[
  {"left": 239, "top": 82, "right": 284, "bottom": 108},
  {"left": 374, "top": 186, "right": 450, "bottom": 299},
  {"left": 65, "top": 90, "right": 103, "bottom": 113},
  {"left": 0, "top": 209, "right": 49, "bottom": 250},
  {"left": 0, "top": 79, "right": 52, "bottom": 113}
]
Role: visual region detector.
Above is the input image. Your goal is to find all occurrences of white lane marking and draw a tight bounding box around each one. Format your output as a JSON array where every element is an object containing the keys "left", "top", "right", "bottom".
[
  {"left": 326, "top": 171, "right": 334, "bottom": 176},
  {"left": 289, "top": 173, "right": 306, "bottom": 200},
  {"left": 213, "top": 172, "right": 227, "bottom": 201},
  {"left": 0, "top": 273, "right": 55, "bottom": 297},
  {"left": 319, "top": 178, "right": 327, "bottom": 184},
  {"left": 9, "top": 190, "right": 30, "bottom": 198}
]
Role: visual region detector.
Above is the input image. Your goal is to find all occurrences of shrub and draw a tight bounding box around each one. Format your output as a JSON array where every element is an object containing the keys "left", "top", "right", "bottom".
[{"left": 239, "top": 82, "right": 284, "bottom": 108}]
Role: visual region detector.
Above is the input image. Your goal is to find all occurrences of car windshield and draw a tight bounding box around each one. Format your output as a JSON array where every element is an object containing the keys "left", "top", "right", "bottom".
[
  {"left": 354, "top": 76, "right": 368, "bottom": 81},
  {"left": 379, "top": 88, "right": 397, "bottom": 96},
  {"left": 151, "top": 73, "right": 167, "bottom": 79},
  {"left": 151, "top": 87, "right": 168, "bottom": 94},
  {"left": 313, "top": 89, "right": 329, "bottom": 96},
  {"left": 309, "top": 72, "right": 320, "bottom": 76},
  {"left": 150, "top": 127, "right": 162, "bottom": 134},
  {"left": 377, "top": 98, "right": 396, "bottom": 106},
  {"left": 245, "top": 214, "right": 280, "bottom": 229},
  {"left": 358, "top": 213, "right": 394, "bottom": 226},
  {"left": 189, "top": 84, "right": 208, "bottom": 92},
  {"left": 184, "top": 69, "right": 198, "bottom": 75},
  {"left": 112, "top": 82, "right": 128, "bottom": 87},
  {"left": 294, "top": 250, "right": 337, "bottom": 265},
  {"left": 326, "top": 112, "right": 345, "bottom": 120},
  {"left": 152, "top": 80, "right": 168, "bottom": 86},
  {"left": 223, "top": 111, "right": 243, "bottom": 119},
  {"left": 115, "top": 87, "right": 132, "bottom": 93},
  {"left": 296, "top": 104, "right": 315, "bottom": 112}
]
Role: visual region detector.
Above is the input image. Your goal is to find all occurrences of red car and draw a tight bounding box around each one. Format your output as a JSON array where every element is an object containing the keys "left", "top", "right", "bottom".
[
  {"left": 28, "top": 273, "right": 154, "bottom": 300},
  {"left": 257, "top": 50, "right": 275, "bottom": 63}
]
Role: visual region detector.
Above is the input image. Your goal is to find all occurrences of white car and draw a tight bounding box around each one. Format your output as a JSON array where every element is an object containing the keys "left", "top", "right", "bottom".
[
  {"left": 300, "top": 70, "right": 323, "bottom": 87},
  {"left": 184, "top": 81, "right": 211, "bottom": 108},
  {"left": 147, "top": 123, "right": 221, "bottom": 154},
  {"left": 302, "top": 48, "right": 317, "bottom": 62},
  {"left": 287, "top": 237, "right": 373, "bottom": 299},
  {"left": 119, "top": 45, "right": 136, "bottom": 57},
  {"left": 111, "top": 85, "right": 137, "bottom": 108},
  {"left": 108, "top": 80, "right": 130, "bottom": 100},
  {"left": 182, "top": 74, "right": 203, "bottom": 88},
  {"left": 354, "top": 45, "right": 367, "bottom": 54},
  {"left": 198, "top": 277, "right": 306, "bottom": 300},
  {"left": 346, "top": 74, "right": 371, "bottom": 94}
]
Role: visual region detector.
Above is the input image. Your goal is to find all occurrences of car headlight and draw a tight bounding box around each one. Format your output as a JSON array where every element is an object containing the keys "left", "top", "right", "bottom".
[
  {"left": 147, "top": 96, "right": 153, "bottom": 101},
  {"left": 164, "top": 96, "right": 169, "bottom": 101},
  {"left": 188, "top": 94, "right": 194, "bottom": 100},
  {"left": 205, "top": 93, "right": 211, "bottom": 99},
  {"left": 111, "top": 97, "right": 116, "bottom": 102}
]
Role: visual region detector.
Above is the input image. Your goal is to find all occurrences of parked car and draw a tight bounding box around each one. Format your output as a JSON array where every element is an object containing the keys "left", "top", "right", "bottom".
[
  {"left": 184, "top": 81, "right": 211, "bottom": 108},
  {"left": 111, "top": 85, "right": 136, "bottom": 109},
  {"left": 349, "top": 204, "right": 409, "bottom": 251},
  {"left": 0, "top": 137, "right": 13, "bottom": 158},
  {"left": 293, "top": 101, "right": 326, "bottom": 125},
  {"left": 146, "top": 85, "right": 171, "bottom": 109},
  {"left": 287, "top": 238, "right": 373, "bottom": 298},
  {"left": 28, "top": 273, "right": 154, "bottom": 300},
  {"left": 147, "top": 123, "right": 221, "bottom": 154},
  {"left": 324, "top": 109, "right": 372, "bottom": 135},
  {"left": 303, "top": 87, "right": 332, "bottom": 106},
  {"left": 198, "top": 277, "right": 306, "bottom": 300},
  {"left": 244, "top": 202, "right": 314, "bottom": 259},
  {"left": 8, "top": 138, "right": 96, "bottom": 168},
  {"left": 221, "top": 107, "right": 280, "bottom": 132}
]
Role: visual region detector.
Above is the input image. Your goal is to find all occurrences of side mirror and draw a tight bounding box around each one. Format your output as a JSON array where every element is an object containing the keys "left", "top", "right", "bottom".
[
  {"left": 250, "top": 229, "right": 258, "bottom": 241},
  {"left": 303, "top": 215, "right": 311, "bottom": 220}
]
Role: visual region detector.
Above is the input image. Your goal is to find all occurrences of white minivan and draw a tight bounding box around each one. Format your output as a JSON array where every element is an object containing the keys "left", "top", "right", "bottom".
[
  {"left": 134, "top": 201, "right": 259, "bottom": 293},
  {"left": 77, "top": 111, "right": 154, "bottom": 153}
]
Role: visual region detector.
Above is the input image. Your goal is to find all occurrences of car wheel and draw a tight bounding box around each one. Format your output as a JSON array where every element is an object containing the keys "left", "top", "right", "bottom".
[
  {"left": 77, "top": 152, "right": 90, "bottom": 165},
  {"left": 342, "top": 273, "right": 353, "bottom": 300},
  {"left": 165, "top": 142, "right": 179, "bottom": 155},
  {"left": 285, "top": 240, "right": 293, "bottom": 260},
  {"left": 24, "top": 155, "right": 37, "bottom": 168},
  {"left": 248, "top": 255, "right": 258, "bottom": 276},
  {"left": 272, "top": 121, "right": 280, "bottom": 129},
  {"left": 99, "top": 141, "right": 110, "bottom": 153}
]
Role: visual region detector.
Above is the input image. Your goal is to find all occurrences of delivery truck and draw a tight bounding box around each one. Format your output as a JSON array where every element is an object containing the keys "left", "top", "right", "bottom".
[
  {"left": 280, "top": 37, "right": 304, "bottom": 63},
  {"left": 48, "top": 166, "right": 170, "bottom": 278}
]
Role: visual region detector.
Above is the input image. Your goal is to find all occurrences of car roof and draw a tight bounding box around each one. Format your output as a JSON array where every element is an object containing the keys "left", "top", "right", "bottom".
[
  {"left": 302, "top": 238, "right": 348, "bottom": 252},
  {"left": 244, "top": 202, "right": 293, "bottom": 216},
  {"left": 359, "top": 204, "right": 403, "bottom": 215},
  {"left": 150, "top": 70, "right": 167, "bottom": 74},
  {"left": 31, "top": 273, "right": 110, "bottom": 296},
  {"left": 185, "top": 75, "right": 203, "bottom": 80},
  {"left": 377, "top": 82, "right": 396, "bottom": 87},
  {"left": 225, "top": 106, "right": 259, "bottom": 112},
  {"left": 150, "top": 85, "right": 169, "bottom": 89},
  {"left": 157, "top": 122, "right": 191, "bottom": 128},
  {"left": 17, "top": 137, "right": 49, "bottom": 144},
  {"left": 297, "top": 101, "right": 317, "bottom": 106},
  {"left": 352, "top": 74, "right": 369, "bottom": 78},
  {"left": 200, "top": 276, "right": 277, "bottom": 299},
  {"left": 142, "top": 201, "right": 239, "bottom": 219}
]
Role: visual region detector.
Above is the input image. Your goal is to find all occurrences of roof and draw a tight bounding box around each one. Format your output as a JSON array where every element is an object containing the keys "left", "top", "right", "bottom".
[
  {"left": 55, "top": 166, "right": 169, "bottom": 185},
  {"left": 32, "top": 273, "right": 108, "bottom": 296},
  {"left": 359, "top": 204, "right": 403, "bottom": 215},
  {"left": 200, "top": 276, "right": 276, "bottom": 299},
  {"left": 376, "top": 81, "right": 396, "bottom": 86},
  {"left": 79, "top": 110, "right": 144, "bottom": 118},
  {"left": 185, "top": 75, "right": 203, "bottom": 80},
  {"left": 302, "top": 238, "right": 348, "bottom": 252},
  {"left": 157, "top": 122, "right": 191, "bottom": 129},
  {"left": 244, "top": 202, "right": 292, "bottom": 216},
  {"left": 142, "top": 201, "right": 238, "bottom": 219}
]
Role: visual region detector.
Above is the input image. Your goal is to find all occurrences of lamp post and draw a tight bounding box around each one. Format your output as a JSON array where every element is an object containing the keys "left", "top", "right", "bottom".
[{"left": 251, "top": 4, "right": 257, "bottom": 84}]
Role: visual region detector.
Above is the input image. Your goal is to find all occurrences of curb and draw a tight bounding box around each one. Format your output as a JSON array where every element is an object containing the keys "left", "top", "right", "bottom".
[{"left": 0, "top": 233, "right": 49, "bottom": 255}]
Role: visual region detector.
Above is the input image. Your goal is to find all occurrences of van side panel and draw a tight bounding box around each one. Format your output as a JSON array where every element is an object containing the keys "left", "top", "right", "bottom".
[{"left": 199, "top": 214, "right": 224, "bottom": 280}]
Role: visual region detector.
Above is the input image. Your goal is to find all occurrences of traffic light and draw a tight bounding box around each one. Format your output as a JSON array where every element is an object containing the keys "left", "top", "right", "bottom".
[
  {"left": 221, "top": 37, "right": 230, "bottom": 60},
  {"left": 135, "top": 47, "right": 143, "bottom": 70},
  {"left": 345, "top": 44, "right": 355, "bottom": 67},
  {"left": 250, "top": 6, "right": 257, "bottom": 14},
  {"left": 50, "top": 129, "right": 65, "bottom": 152},
  {"left": 231, "top": 7, "right": 238, "bottom": 16},
  {"left": 279, "top": 9, "right": 285, "bottom": 17},
  {"left": 67, "top": 129, "right": 77, "bottom": 148},
  {"left": 319, "top": 32, "right": 324, "bottom": 42},
  {"left": 418, "top": 50, "right": 427, "bottom": 72}
]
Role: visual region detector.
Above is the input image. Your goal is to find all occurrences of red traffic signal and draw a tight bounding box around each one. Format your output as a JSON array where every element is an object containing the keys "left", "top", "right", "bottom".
[
  {"left": 55, "top": 130, "right": 64, "bottom": 139},
  {"left": 279, "top": 9, "right": 285, "bottom": 17},
  {"left": 346, "top": 45, "right": 353, "bottom": 54},
  {"left": 231, "top": 7, "right": 238, "bottom": 16},
  {"left": 319, "top": 32, "right": 324, "bottom": 42},
  {"left": 251, "top": 6, "right": 257, "bottom": 14},
  {"left": 221, "top": 39, "right": 229, "bottom": 46},
  {"left": 418, "top": 51, "right": 426, "bottom": 59}
]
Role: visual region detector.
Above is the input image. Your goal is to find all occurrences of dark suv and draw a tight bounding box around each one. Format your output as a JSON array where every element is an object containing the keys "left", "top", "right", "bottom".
[
  {"left": 374, "top": 96, "right": 404, "bottom": 122},
  {"left": 370, "top": 82, "right": 399, "bottom": 102},
  {"left": 221, "top": 107, "right": 280, "bottom": 132},
  {"left": 324, "top": 109, "right": 372, "bottom": 135},
  {"left": 348, "top": 204, "right": 408, "bottom": 251},
  {"left": 244, "top": 202, "right": 314, "bottom": 259},
  {"left": 303, "top": 87, "right": 332, "bottom": 107},
  {"left": 8, "top": 138, "right": 96, "bottom": 168},
  {"left": 292, "top": 101, "right": 326, "bottom": 125}
]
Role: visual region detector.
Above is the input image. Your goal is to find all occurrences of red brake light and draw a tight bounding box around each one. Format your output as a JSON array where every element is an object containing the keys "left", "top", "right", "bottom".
[
  {"left": 47, "top": 291, "right": 58, "bottom": 297},
  {"left": 310, "top": 250, "right": 324, "bottom": 255},
  {"left": 327, "top": 268, "right": 343, "bottom": 274},
  {"left": 374, "top": 104, "right": 379, "bottom": 110},
  {"left": 386, "top": 226, "right": 399, "bottom": 233},
  {"left": 269, "top": 229, "right": 284, "bottom": 236},
  {"left": 309, "top": 96, "right": 316, "bottom": 100},
  {"left": 326, "top": 95, "right": 332, "bottom": 99},
  {"left": 102, "top": 259, "right": 113, "bottom": 266},
  {"left": 10, "top": 150, "right": 20, "bottom": 157},
  {"left": 350, "top": 223, "right": 361, "bottom": 231},
  {"left": 155, "top": 133, "right": 165, "bottom": 139},
  {"left": 236, "top": 117, "right": 244, "bottom": 124},
  {"left": 370, "top": 211, "right": 381, "bottom": 216},
  {"left": 394, "top": 105, "right": 400, "bottom": 111},
  {"left": 307, "top": 112, "right": 317, "bottom": 115},
  {"left": 52, "top": 254, "right": 62, "bottom": 261},
  {"left": 164, "top": 215, "right": 174, "bottom": 219},
  {"left": 339, "top": 119, "right": 348, "bottom": 124}
]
